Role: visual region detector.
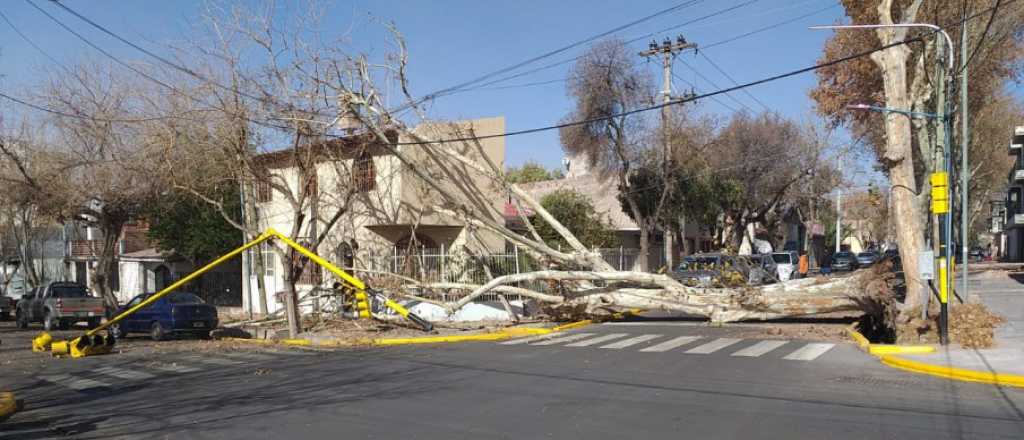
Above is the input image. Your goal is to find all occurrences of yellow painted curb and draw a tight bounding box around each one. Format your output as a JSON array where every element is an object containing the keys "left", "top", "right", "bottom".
[
  {"left": 868, "top": 345, "right": 936, "bottom": 355},
  {"left": 222, "top": 326, "right": 556, "bottom": 348},
  {"left": 845, "top": 326, "right": 936, "bottom": 356},
  {"left": 551, "top": 320, "right": 593, "bottom": 332},
  {"left": 0, "top": 391, "right": 20, "bottom": 422},
  {"left": 880, "top": 354, "right": 1024, "bottom": 388}
]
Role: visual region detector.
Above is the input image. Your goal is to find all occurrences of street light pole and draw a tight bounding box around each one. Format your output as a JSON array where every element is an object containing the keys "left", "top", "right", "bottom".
[{"left": 960, "top": 14, "right": 971, "bottom": 303}]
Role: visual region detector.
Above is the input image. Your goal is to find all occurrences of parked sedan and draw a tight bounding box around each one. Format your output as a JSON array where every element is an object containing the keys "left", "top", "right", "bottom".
[
  {"left": 111, "top": 291, "right": 218, "bottom": 341},
  {"left": 856, "top": 252, "right": 880, "bottom": 267},
  {"left": 832, "top": 252, "right": 860, "bottom": 271}
]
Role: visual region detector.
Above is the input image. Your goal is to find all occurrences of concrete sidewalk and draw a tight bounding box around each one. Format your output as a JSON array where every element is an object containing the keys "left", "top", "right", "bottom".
[{"left": 882, "top": 270, "right": 1024, "bottom": 387}]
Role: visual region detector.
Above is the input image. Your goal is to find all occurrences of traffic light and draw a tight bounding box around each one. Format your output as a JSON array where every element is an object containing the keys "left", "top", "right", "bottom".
[{"left": 353, "top": 290, "right": 370, "bottom": 319}]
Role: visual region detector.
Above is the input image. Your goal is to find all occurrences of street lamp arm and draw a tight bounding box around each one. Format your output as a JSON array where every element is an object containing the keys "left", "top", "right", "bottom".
[{"left": 810, "top": 23, "right": 954, "bottom": 71}]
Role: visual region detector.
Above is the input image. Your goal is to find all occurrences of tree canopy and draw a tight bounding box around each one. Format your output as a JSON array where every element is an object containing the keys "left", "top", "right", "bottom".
[
  {"left": 145, "top": 187, "right": 243, "bottom": 265},
  {"left": 532, "top": 189, "right": 619, "bottom": 249},
  {"left": 506, "top": 161, "right": 564, "bottom": 184}
]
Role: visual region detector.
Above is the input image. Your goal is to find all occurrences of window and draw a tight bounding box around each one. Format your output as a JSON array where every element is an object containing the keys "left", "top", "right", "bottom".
[
  {"left": 256, "top": 179, "right": 272, "bottom": 203},
  {"left": 352, "top": 152, "right": 376, "bottom": 192},
  {"left": 168, "top": 292, "right": 205, "bottom": 304},
  {"left": 261, "top": 244, "right": 276, "bottom": 277},
  {"left": 50, "top": 285, "right": 89, "bottom": 298}
]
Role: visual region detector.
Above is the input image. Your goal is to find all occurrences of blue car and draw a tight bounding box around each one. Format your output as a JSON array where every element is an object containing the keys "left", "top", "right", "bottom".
[{"left": 112, "top": 292, "right": 218, "bottom": 341}]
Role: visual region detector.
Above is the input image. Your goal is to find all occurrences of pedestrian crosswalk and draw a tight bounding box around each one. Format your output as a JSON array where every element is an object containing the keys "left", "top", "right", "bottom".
[
  {"left": 500, "top": 332, "right": 836, "bottom": 361},
  {"left": 36, "top": 349, "right": 312, "bottom": 393}
]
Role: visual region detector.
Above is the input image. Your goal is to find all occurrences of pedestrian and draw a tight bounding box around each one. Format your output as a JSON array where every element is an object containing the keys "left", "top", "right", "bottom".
[{"left": 798, "top": 253, "right": 809, "bottom": 278}]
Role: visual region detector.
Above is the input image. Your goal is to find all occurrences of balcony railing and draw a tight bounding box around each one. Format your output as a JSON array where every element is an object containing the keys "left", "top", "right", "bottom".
[{"left": 69, "top": 239, "right": 101, "bottom": 258}]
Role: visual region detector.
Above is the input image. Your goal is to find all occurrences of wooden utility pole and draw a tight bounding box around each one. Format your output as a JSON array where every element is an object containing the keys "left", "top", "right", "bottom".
[{"left": 639, "top": 36, "right": 696, "bottom": 270}]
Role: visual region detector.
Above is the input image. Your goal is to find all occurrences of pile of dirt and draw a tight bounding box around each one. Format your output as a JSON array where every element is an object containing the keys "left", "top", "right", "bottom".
[{"left": 896, "top": 303, "right": 1005, "bottom": 348}]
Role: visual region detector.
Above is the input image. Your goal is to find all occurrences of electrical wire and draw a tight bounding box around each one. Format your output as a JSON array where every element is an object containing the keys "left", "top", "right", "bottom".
[
  {"left": 957, "top": 0, "right": 1001, "bottom": 75},
  {"left": 698, "top": 51, "right": 771, "bottom": 112},
  {"left": 0, "top": 8, "right": 65, "bottom": 68},
  {"left": 671, "top": 72, "right": 739, "bottom": 112},
  {"left": 677, "top": 58, "right": 757, "bottom": 113},
  {"left": 0, "top": 91, "right": 170, "bottom": 122}
]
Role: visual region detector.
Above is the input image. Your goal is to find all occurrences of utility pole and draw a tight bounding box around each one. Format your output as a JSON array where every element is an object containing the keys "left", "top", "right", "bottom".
[
  {"left": 639, "top": 35, "right": 697, "bottom": 269},
  {"left": 960, "top": 13, "right": 971, "bottom": 304},
  {"left": 835, "top": 188, "right": 842, "bottom": 253},
  {"left": 932, "top": 34, "right": 953, "bottom": 346}
]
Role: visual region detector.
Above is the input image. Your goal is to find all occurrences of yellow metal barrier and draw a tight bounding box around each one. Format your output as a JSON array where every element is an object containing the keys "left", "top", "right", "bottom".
[{"left": 39, "top": 228, "right": 432, "bottom": 357}]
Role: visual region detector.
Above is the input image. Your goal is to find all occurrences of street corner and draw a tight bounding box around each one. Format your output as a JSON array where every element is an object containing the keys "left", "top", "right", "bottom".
[
  {"left": 0, "top": 391, "right": 23, "bottom": 423},
  {"left": 879, "top": 350, "right": 1024, "bottom": 389}
]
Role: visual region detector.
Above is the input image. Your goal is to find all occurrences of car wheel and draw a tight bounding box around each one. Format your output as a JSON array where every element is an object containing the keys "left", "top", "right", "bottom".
[
  {"left": 87, "top": 318, "right": 102, "bottom": 329},
  {"left": 150, "top": 322, "right": 166, "bottom": 341},
  {"left": 15, "top": 310, "right": 28, "bottom": 329},
  {"left": 111, "top": 324, "right": 127, "bottom": 340},
  {"left": 43, "top": 312, "right": 57, "bottom": 331}
]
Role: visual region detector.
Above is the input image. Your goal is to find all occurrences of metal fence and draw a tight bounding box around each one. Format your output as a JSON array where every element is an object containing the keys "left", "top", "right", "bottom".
[{"left": 349, "top": 245, "right": 663, "bottom": 302}]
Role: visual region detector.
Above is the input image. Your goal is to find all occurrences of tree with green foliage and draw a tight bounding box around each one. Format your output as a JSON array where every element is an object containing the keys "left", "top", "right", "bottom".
[
  {"left": 145, "top": 186, "right": 243, "bottom": 265},
  {"left": 532, "top": 189, "right": 619, "bottom": 249},
  {"left": 506, "top": 161, "right": 564, "bottom": 184}
]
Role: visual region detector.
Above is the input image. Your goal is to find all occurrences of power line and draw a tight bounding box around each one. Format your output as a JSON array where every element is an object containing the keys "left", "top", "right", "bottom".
[
  {"left": 698, "top": 51, "right": 771, "bottom": 112},
  {"left": 677, "top": 58, "right": 757, "bottom": 113},
  {"left": 459, "top": 0, "right": 758, "bottom": 94},
  {"left": 0, "top": 91, "right": 170, "bottom": 122},
  {"left": 0, "top": 8, "right": 65, "bottom": 68},
  {"left": 391, "top": 34, "right": 927, "bottom": 146},
  {"left": 957, "top": 0, "right": 1001, "bottom": 75},
  {"left": 671, "top": 72, "right": 739, "bottom": 112},
  {"left": 461, "top": 0, "right": 832, "bottom": 95}
]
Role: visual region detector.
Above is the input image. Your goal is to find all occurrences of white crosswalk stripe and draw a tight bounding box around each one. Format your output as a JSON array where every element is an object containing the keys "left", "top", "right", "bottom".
[
  {"left": 501, "top": 334, "right": 559, "bottom": 345},
  {"left": 731, "top": 340, "right": 788, "bottom": 357},
  {"left": 40, "top": 374, "right": 109, "bottom": 390},
  {"left": 565, "top": 333, "right": 629, "bottom": 347},
  {"left": 685, "top": 338, "right": 742, "bottom": 354},
  {"left": 600, "top": 334, "right": 662, "bottom": 349},
  {"left": 531, "top": 333, "right": 597, "bottom": 346},
  {"left": 148, "top": 363, "right": 202, "bottom": 373},
  {"left": 639, "top": 336, "right": 701, "bottom": 352},
  {"left": 94, "top": 366, "right": 156, "bottom": 380},
  {"left": 783, "top": 343, "right": 835, "bottom": 361}
]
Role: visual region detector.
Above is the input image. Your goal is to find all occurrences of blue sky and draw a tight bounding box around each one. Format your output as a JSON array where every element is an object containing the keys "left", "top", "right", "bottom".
[{"left": 0, "top": 0, "right": 857, "bottom": 172}]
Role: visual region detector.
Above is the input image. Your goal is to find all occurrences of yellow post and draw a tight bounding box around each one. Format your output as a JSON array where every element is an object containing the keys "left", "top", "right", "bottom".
[
  {"left": 85, "top": 229, "right": 277, "bottom": 337},
  {"left": 938, "top": 257, "right": 948, "bottom": 304}
]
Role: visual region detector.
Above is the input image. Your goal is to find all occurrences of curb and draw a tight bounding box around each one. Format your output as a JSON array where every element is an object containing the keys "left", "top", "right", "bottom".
[
  {"left": 879, "top": 354, "right": 1024, "bottom": 388},
  {"left": 846, "top": 325, "right": 1024, "bottom": 388},
  {"left": 0, "top": 391, "right": 21, "bottom": 423},
  {"left": 845, "top": 326, "right": 936, "bottom": 356}
]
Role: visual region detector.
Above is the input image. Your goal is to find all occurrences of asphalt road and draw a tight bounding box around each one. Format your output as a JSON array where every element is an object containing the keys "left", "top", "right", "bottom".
[{"left": 2, "top": 320, "right": 1024, "bottom": 439}]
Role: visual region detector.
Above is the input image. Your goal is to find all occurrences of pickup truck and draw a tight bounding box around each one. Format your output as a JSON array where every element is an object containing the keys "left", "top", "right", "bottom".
[
  {"left": 0, "top": 294, "right": 12, "bottom": 321},
  {"left": 15, "top": 282, "right": 106, "bottom": 331}
]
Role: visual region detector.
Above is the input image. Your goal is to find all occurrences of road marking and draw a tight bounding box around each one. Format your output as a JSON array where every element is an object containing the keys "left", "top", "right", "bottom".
[
  {"left": 565, "top": 333, "right": 630, "bottom": 347},
  {"left": 40, "top": 374, "right": 109, "bottom": 390},
  {"left": 148, "top": 363, "right": 201, "bottom": 373},
  {"left": 600, "top": 334, "right": 662, "bottom": 349},
  {"left": 501, "top": 334, "right": 559, "bottom": 345},
  {"left": 94, "top": 366, "right": 156, "bottom": 380},
  {"left": 639, "top": 336, "right": 701, "bottom": 352},
  {"left": 685, "top": 338, "right": 742, "bottom": 354},
  {"left": 731, "top": 340, "right": 788, "bottom": 357},
  {"left": 531, "top": 333, "right": 597, "bottom": 346},
  {"left": 783, "top": 343, "right": 836, "bottom": 361}
]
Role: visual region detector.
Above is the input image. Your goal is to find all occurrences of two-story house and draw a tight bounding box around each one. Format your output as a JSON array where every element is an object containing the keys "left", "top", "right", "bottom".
[{"left": 246, "top": 117, "right": 507, "bottom": 313}]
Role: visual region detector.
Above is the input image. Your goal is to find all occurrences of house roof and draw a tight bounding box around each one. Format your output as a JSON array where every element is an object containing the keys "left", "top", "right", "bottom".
[
  {"left": 119, "top": 247, "right": 179, "bottom": 262},
  {"left": 517, "top": 174, "right": 639, "bottom": 231},
  {"left": 253, "top": 130, "right": 399, "bottom": 169}
]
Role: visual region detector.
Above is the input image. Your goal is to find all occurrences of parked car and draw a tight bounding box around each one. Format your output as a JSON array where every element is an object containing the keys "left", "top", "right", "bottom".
[
  {"left": 15, "top": 282, "right": 106, "bottom": 330},
  {"left": 856, "top": 252, "right": 880, "bottom": 267},
  {"left": 969, "top": 247, "right": 985, "bottom": 262},
  {"left": 672, "top": 253, "right": 774, "bottom": 287},
  {"left": 0, "top": 290, "right": 12, "bottom": 321},
  {"left": 831, "top": 252, "right": 860, "bottom": 271},
  {"left": 111, "top": 291, "right": 218, "bottom": 341},
  {"left": 771, "top": 252, "right": 798, "bottom": 281}
]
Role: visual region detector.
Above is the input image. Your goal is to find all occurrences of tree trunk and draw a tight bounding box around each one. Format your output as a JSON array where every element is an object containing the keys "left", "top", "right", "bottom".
[
  {"left": 92, "top": 222, "right": 123, "bottom": 311},
  {"left": 284, "top": 276, "right": 300, "bottom": 338},
  {"left": 244, "top": 183, "right": 269, "bottom": 316},
  {"left": 870, "top": 0, "right": 926, "bottom": 309},
  {"left": 638, "top": 227, "right": 650, "bottom": 272},
  {"left": 663, "top": 224, "right": 673, "bottom": 271},
  {"left": 679, "top": 216, "right": 688, "bottom": 256}
]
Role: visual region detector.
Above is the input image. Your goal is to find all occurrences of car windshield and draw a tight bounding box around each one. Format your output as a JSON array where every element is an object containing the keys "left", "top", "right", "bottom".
[
  {"left": 167, "top": 292, "right": 205, "bottom": 304},
  {"left": 857, "top": 253, "right": 875, "bottom": 258},
  {"left": 835, "top": 252, "right": 854, "bottom": 259},
  {"left": 50, "top": 285, "right": 90, "bottom": 298},
  {"left": 771, "top": 254, "right": 791, "bottom": 264}
]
